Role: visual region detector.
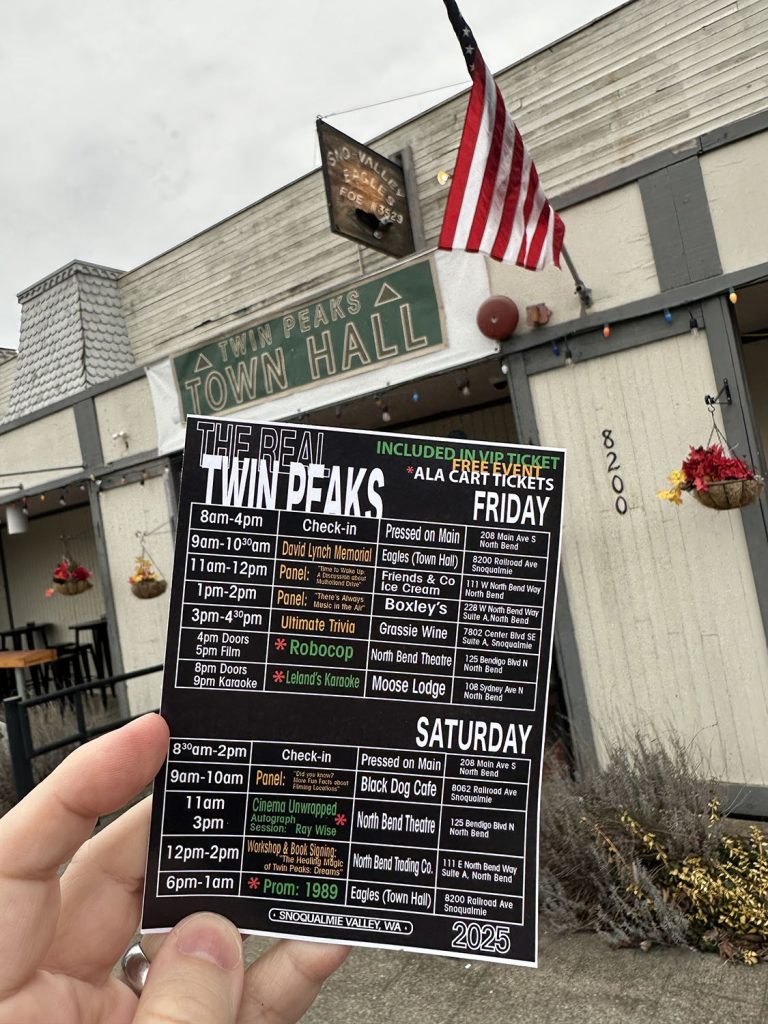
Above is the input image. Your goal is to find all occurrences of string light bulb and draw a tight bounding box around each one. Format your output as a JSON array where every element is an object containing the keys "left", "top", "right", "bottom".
[
  {"left": 689, "top": 313, "right": 699, "bottom": 336},
  {"left": 436, "top": 170, "right": 452, "bottom": 186},
  {"left": 552, "top": 342, "right": 560, "bottom": 356},
  {"left": 602, "top": 324, "right": 611, "bottom": 338},
  {"left": 459, "top": 379, "right": 471, "bottom": 397},
  {"left": 411, "top": 390, "right": 419, "bottom": 403},
  {"left": 381, "top": 406, "right": 391, "bottom": 424},
  {"left": 729, "top": 288, "right": 738, "bottom": 304},
  {"left": 663, "top": 308, "right": 673, "bottom": 324}
]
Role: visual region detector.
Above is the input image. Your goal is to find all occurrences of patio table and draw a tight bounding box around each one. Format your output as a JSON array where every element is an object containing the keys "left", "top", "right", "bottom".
[{"left": 0, "top": 649, "right": 57, "bottom": 698}]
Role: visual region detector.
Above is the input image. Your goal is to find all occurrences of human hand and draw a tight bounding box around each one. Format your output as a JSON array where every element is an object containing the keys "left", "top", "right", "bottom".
[{"left": 0, "top": 714, "right": 349, "bottom": 1023}]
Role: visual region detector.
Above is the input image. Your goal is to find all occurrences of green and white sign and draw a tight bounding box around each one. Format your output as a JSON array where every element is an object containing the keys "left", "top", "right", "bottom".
[{"left": 174, "top": 259, "right": 443, "bottom": 417}]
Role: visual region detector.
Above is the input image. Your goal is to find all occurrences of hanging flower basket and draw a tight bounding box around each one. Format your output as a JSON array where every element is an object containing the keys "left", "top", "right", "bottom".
[
  {"left": 129, "top": 555, "right": 167, "bottom": 599},
  {"left": 131, "top": 578, "right": 168, "bottom": 599},
  {"left": 55, "top": 578, "right": 93, "bottom": 596},
  {"left": 658, "top": 444, "right": 764, "bottom": 511},
  {"left": 692, "top": 476, "right": 764, "bottom": 510},
  {"left": 46, "top": 558, "right": 93, "bottom": 597}
]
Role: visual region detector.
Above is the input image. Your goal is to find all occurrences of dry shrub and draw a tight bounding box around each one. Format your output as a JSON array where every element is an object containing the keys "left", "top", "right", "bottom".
[
  {"left": 0, "top": 736, "right": 15, "bottom": 817},
  {"left": 0, "top": 689, "right": 121, "bottom": 816},
  {"left": 540, "top": 732, "right": 768, "bottom": 962}
]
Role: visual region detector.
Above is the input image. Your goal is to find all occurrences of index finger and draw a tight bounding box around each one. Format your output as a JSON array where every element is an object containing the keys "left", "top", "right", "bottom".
[{"left": 0, "top": 713, "right": 169, "bottom": 1000}]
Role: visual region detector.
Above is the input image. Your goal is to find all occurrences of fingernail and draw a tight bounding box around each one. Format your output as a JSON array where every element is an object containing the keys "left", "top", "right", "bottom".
[{"left": 175, "top": 915, "right": 241, "bottom": 969}]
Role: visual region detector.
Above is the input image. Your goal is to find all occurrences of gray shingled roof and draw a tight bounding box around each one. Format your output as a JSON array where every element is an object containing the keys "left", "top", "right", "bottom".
[{"left": 4, "top": 260, "right": 135, "bottom": 423}]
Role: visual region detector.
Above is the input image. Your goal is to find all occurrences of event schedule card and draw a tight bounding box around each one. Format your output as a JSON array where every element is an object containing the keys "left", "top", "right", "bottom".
[{"left": 142, "top": 416, "right": 565, "bottom": 966}]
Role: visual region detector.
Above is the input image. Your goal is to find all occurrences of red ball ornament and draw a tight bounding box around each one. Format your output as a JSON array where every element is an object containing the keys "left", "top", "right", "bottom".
[{"left": 476, "top": 296, "right": 519, "bottom": 340}]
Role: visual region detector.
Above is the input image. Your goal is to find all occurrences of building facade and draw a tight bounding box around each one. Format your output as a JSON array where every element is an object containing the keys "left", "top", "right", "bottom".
[{"left": 1, "top": 0, "right": 767, "bottom": 808}]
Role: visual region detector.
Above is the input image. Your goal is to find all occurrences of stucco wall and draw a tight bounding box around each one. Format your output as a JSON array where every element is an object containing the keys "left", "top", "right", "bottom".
[
  {"left": 487, "top": 184, "right": 659, "bottom": 324},
  {"left": 95, "top": 376, "right": 158, "bottom": 464},
  {"left": 0, "top": 408, "right": 81, "bottom": 491},
  {"left": 701, "top": 132, "right": 768, "bottom": 276}
]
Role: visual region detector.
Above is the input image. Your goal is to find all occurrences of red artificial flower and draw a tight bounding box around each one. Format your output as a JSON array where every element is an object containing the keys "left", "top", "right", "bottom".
[
  {"left": 681, "top": 444, "right": 753, "bottom": 493},
  {"left": 50, "top": 558, "right": 93, "bottom": 583}
]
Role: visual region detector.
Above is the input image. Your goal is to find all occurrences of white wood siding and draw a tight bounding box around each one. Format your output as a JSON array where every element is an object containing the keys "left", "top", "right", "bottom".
[
  {"left": 99, "top": 474, "right": 175, "bottom": 713},
  {"left": 530, "top": 332, "right": 768, "bottom": 787},
  {"left": 119, "top": 174, "right": 368, "bottom": 366},
  {"left": 118, "top": 0, "right": 768, "bottom": 370},
  {"left": 2, "top": 505, "right": 105, "bottom": 645},
  {"left": 491, "top": 0, "right": 768, "bottom": 198}
]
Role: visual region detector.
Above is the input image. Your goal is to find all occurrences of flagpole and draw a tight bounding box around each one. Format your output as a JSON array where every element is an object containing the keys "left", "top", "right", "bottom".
[{"left": 560, "top": 245, "right": 592, "bottom": 308}]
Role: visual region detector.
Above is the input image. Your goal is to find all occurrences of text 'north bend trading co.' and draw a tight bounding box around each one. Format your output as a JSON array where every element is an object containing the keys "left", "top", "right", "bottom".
[{"left": 173, "top": 260, "right": 443, "bottom": 418}]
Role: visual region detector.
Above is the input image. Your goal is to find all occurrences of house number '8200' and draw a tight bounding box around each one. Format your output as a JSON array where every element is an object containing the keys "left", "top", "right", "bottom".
[{"left": 601, "top": 429, "right": 628, "bottom": 514}]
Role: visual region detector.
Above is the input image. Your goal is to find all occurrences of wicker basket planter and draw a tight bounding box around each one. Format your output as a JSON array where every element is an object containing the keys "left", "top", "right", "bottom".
[
  {"left": 55, "top": 579, "right": 93, "bottom": 596},
  {"left": 692, "top": 476, "right": 764, "bottom": 510},
  {"left": 131, "top": 578, "right": 167, "bottom": 599}
]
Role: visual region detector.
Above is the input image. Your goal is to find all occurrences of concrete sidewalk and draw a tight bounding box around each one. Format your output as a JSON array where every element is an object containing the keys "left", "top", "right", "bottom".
[{"left": 243, "top": 930, "right": 768, "bottom": 1024}]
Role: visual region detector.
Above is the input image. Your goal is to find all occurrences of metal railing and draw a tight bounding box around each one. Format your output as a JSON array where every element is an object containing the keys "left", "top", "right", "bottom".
[{"left": 3, "top": 665, "right": 162, "bottom": 799}]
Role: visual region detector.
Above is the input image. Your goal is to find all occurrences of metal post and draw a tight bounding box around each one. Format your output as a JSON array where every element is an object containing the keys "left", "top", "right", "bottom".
[
  {"left": 561, "top": 245, "right": 593, "bottom": 309},
  {"left": 74, "top": 688, "right": 87, "bottom": 746},
  {"left": 3, "top": 695, "right": 35, "bottom": 799}
]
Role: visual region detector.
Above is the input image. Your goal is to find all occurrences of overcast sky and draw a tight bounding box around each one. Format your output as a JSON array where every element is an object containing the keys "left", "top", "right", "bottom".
[{"left": 0, "top": 0, "right": 620, "bottom": 349}]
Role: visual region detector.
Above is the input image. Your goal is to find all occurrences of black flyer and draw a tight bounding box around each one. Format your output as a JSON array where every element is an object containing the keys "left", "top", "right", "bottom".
[{"left": 142, "top": 416, "right": 566, "bottom": 966}]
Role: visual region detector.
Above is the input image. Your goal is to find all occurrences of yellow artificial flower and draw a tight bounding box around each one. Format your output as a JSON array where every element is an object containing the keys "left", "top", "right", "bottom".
[
  {"left": 128, "top": 556, "right": 160, "bottom": 584},
  {"left": 657, "top": 486, "right": 683, "bottom": 504},
  {"left": 657, "top": 468, "right": 687, "bottom": 504}
]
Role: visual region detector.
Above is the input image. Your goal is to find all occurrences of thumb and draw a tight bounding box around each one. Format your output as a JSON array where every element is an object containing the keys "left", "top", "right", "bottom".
[{"left": 134, "top": 913, "right": 244, "bottom": 1024}]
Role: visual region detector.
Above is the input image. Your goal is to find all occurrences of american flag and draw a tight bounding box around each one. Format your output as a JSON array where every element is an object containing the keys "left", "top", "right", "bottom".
[{"left": 438, "top": 0, "right": 565, "bottom": 270}]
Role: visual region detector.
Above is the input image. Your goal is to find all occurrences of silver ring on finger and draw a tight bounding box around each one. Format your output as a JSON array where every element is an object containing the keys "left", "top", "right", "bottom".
[{"left": 120, "top": 943, "right": 150, "bottom": 995}]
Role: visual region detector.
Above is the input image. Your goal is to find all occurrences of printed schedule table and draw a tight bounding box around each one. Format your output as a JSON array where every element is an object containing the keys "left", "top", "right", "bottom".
[
  {"left": 158, "top": 738, "right": 530, "bottom": 936},
  {"left": 178, "top": 504, "right": 550, "bottom": 712},
  {"left": 143, "top": 417, "right": 565, "bottom": 966}
]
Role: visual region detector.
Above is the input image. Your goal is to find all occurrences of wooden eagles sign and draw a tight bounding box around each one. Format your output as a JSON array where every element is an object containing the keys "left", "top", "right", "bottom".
[{"left": 317, "top": 120, "right": 416, "bottom": 259}]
